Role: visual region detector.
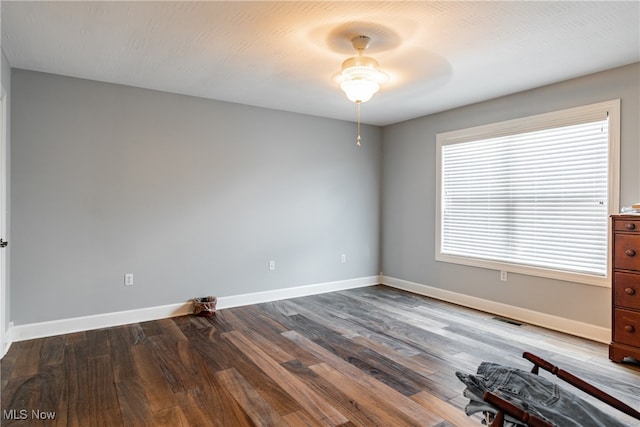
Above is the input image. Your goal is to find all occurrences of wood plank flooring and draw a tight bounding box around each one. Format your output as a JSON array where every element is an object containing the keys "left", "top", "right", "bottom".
[{"left": 2, "top": 285, "right": 640, "bottom": 426}]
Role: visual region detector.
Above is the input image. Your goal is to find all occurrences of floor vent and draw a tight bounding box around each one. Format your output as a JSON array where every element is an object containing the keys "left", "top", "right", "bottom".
[{"left": 492, "top": 317, "right": 523, "bottom": 326}]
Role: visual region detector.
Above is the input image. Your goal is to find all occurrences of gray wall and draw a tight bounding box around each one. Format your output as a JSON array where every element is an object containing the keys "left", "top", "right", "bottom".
[
  {"left": 10, "top": 63, "right": 639, "bottom": 329},
  {"left": 11, "top": 70, "right": 382, "bottom": 324},
  {"left": 382, "top": 63, "right": 640, "bottom": 328}
]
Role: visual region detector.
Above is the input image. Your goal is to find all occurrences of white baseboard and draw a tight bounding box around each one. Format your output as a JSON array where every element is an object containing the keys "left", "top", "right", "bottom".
[
  {"left": 6, "top": 274, "right": 606, "bottom": 351},
  {"left": 1, "top": 321, "right": 13, "bottom": 358},
  {"left": 8, "top": 276, "right": 379, "bottom": 344},
  {"left": 217, "top": 275, "right": 378, "bottom": 309},
  {"left": 381, "top": 275, "right": 610, "bottom": 344},
  {"left": 10, "top": 302, "right": 193, "bottom": 343}
]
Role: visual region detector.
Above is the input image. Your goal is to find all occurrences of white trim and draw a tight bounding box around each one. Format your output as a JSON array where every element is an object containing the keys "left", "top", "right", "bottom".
[
  {"left": 381, "top": 275, "right": 610, "bottom": 344},
  {"left": 217, "top": 276, "right": 377, "bottom": 309},
  {"left": 9, "top": 276, "right": 378, "bottom": 342},
  {"left": 5, "top": 274, "right": 608, "bottom": 349},
  {"left": 436, "top": 100, "right": 619, "bottom": 144},
  {"left": 0, "top": 89, "right": 6, "bottom": 359},
  {"left": 1, "top": 322, "right": 13, "bottom": 358},
  {"left": 11, "top": 302, "right": 192, "bottom": 342}
]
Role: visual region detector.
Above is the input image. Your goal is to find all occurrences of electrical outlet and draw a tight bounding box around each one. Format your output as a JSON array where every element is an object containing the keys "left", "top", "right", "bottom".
[
  {"left": 269, "top": 260, "right": 276, "bottom": 271},
  {"left": 124, "top": 273, "right": 134, "bottom": 286},
  {"left": 500, "top": 271, "right": 508, "bottom": 282},
  {"left": 341, "top": 253, "right": 347, "bottom": 263}
]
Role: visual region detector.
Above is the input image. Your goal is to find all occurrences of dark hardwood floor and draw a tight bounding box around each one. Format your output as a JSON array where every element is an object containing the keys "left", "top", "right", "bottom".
[{"left": 2, "top": 285, "right": 639, "bottom": 426}]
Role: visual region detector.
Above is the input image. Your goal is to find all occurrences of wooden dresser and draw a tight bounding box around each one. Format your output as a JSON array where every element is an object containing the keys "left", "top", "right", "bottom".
[{"left": 609, "top": 214, "right": 640, "bottom": 362}]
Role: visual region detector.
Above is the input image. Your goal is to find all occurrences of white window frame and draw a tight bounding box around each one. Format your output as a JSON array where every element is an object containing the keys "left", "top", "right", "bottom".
[{"left": 435, "top": 100, "right": 620, "bottom": 287}]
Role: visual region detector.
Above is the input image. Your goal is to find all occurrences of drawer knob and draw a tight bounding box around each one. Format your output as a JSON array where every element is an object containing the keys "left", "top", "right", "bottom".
[
  {"left": 625, "top": 249, "right": 636, "bottom": 257},
  {"left": 625, "top": 287, "right": 636, "bottom": 295},
  {"left": 624, "top": 222, "right": 637, "bottom": 230},
  {"left": 624, "top": 325, "right": 635, "bottom": 333}
]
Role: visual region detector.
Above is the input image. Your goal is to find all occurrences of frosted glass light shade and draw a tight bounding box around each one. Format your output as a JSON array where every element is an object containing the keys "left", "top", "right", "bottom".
[
  {"left": 340, "top": 79, "right": 379, "bottom": 103},
  {"left": 339, "top": 55, "right": 388, "bottom": 103}
]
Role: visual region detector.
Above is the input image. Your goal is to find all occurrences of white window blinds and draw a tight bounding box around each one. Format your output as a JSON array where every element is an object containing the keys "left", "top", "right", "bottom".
[{"left": 436, "top": 100, "right": 620, "bottom": 285}]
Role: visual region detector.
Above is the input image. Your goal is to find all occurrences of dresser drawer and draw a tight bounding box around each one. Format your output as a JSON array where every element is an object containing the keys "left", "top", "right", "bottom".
[
  {"left": 614, "top": 234, "right": 640, "bottom": 271},
  {"left": 614, "top": 218, "right": 640, "bottom": 233},
  {"left": 613, "top": 272, "right": 640, "bottom": 309},
  {"left": 613, "top": 308, "right": 640, "bottom": 347}
]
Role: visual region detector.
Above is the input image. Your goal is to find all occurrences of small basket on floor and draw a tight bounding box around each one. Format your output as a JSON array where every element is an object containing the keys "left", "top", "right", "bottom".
[{"left": 192, "top": 296, "right": 217, "bottom": 317}]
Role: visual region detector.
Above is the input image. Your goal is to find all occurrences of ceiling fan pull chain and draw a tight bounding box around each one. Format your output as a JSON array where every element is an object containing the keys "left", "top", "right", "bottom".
[{"left": 356, "top": 100, "right": 362, "bottom": 147}]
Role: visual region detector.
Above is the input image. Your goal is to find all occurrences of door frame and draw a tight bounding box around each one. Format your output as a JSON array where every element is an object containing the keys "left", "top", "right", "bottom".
[{"left": 0, "top": 87, "right": 8, "bottom": 357}]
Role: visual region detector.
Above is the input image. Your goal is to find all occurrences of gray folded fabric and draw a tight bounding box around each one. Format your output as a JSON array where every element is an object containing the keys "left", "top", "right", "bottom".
[{"left": 456, "top": 362, "right": 627, "bottom": 427}]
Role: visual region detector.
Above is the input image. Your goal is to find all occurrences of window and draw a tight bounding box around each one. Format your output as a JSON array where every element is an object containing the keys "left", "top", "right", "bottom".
[{"left": 436, "top": 100, "right": 620, "bottom": 286}]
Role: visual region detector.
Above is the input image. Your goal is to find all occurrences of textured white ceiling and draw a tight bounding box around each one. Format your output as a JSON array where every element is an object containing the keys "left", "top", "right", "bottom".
[{"left": 2, "top": 1, "right": 639, "bottom": 126}]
